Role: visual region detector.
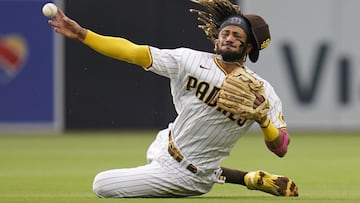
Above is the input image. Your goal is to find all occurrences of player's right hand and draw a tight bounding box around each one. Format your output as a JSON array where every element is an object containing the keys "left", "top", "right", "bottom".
[{"left": 48, "top": 8, "right": 87, "bottom": 41}]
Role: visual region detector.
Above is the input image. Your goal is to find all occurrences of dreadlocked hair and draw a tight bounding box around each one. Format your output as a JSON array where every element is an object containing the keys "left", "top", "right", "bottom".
[{"left": 189, "top": 0, "right": 242, "bottom": 43}]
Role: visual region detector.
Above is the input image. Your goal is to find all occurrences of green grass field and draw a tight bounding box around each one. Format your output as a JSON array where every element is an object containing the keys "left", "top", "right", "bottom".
[{"left": 0, "top": 131, "right": 359, "bottom": 203}]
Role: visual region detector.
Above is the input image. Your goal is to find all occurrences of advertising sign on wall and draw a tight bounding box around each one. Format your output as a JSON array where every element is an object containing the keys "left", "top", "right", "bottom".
[{"left": 0, "top": 0, "right": 63, "bottom": 132}]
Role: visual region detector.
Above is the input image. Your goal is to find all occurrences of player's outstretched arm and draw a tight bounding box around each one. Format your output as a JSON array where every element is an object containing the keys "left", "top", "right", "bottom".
[{"left": 47, "top": 7, "right": 151, "bottom": 68}]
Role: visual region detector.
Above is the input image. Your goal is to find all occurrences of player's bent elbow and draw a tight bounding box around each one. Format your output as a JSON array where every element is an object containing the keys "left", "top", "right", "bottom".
[
  {"left": 274, "top": 147, "right": 288, "bottom": 158},
  {"left": 266, "top": 129, "right": 290, "bottom": 158},
  {"left": 266, "top": 141, "right": 288, "bottom": 157}
]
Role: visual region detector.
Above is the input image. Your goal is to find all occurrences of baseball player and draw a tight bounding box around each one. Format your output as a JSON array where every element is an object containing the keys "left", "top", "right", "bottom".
[{"left": 47, "top": 0, "right": 298, "bottom": 198}]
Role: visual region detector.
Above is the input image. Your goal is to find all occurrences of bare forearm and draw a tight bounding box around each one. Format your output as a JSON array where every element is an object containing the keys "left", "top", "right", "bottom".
[{"left": 77, "top": 27, "right": 87, "bottom": 41}]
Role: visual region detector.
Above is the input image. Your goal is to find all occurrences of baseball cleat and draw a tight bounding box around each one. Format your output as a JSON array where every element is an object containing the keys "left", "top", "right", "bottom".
[{"left": 244, "top": 170, "right": 299, "bottom": 197}]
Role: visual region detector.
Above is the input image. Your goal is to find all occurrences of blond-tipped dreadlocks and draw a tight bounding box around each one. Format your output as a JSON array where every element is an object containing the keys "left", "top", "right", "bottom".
[{"left": 189, "top": 0, "right": 242, "bottom": 42}]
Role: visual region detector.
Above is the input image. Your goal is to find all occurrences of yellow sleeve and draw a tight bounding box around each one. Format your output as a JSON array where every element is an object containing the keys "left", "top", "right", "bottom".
[
  {"left": 82, "top": 30, "right": 152, "bottom": 68},
  {"left": 259, "top": 117, "right": 280, "bottom": 142}
]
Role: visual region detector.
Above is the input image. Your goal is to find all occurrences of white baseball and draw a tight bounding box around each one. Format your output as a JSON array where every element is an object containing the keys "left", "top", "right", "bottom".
[{"left": 42, "top": 3, "right": 57, "bottom": 18}]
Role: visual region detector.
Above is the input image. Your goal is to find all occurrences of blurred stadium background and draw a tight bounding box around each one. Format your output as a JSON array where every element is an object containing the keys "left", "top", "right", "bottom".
[
  {"left": 0, "top": 0, "right": 359, "bottom": 202},
  {"left": 1, "top": 0, "right": 359, "bottom": 132}
]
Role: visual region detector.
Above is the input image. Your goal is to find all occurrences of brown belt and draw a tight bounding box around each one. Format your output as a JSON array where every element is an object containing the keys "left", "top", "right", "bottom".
[{"left": 168, "top": 133, "right": 198, "bottom": 174}]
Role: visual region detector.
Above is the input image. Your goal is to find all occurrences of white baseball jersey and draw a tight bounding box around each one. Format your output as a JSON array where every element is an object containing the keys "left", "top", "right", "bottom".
[{"left": 92, "top": 47, "right": 286, "bottom": 198}]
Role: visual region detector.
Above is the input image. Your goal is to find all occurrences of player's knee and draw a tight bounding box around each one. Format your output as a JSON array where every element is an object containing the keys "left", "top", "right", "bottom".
[
  {"left": 92, "top": 172, "right": 110, "bottom": 198},
  {"left": 93, "top": 170, "right": 127, "bottom": 198},
  {"left": 92, "top": 174, "right": 102, "bottom": 198}
]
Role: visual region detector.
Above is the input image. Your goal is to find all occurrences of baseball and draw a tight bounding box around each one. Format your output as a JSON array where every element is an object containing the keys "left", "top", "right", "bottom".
[{"left": 42, "top": 3, "right": 57, "bottom": 18}]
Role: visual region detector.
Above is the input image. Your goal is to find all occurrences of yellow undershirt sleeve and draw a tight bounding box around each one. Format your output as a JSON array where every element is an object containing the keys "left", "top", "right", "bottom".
[
  {"left": 82, "top": 30, "right": 152, "bottom": 68},
  {"left": 259, "top": 117, "right": 280, "bottom": 142}
]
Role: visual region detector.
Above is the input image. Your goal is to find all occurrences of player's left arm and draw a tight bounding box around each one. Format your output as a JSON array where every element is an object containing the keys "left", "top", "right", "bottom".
[
  {"left": 256, "top": 81, "right": 290, "bottom": 158},
  {"left": 257, "top": 117, "right": 290, "bottom": 157}
]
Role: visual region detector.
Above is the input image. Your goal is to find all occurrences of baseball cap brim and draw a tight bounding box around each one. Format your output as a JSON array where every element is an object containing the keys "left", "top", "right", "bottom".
[
  {"left": 243, "top": 14, "right": 270, "bottom": 63},
  {"left": 249, "top": 47, "right": 259, "bottom": 63}
]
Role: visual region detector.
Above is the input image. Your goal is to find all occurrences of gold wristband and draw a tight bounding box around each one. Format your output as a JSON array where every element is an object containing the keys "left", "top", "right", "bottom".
[
  {"left": 260, "top": 118, "right": 279, "bottom": 142},
  {"left": 260, "top": 117, "right": 271, "bottom": 128}
]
